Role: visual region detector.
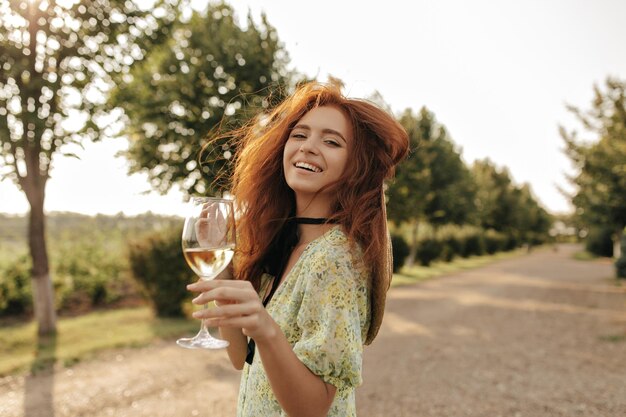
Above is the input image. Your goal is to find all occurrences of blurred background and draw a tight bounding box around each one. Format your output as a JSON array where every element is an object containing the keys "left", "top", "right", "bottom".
[{"left": 1, "top": 0, "right": 625, "bottom": 415}]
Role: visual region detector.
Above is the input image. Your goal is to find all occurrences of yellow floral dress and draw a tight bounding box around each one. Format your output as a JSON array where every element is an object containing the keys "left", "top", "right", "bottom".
[{"left": 237, "top": 226, "right": 371, "bottom": 417}]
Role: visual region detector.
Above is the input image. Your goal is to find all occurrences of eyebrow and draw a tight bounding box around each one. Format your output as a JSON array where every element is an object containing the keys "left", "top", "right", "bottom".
[{"left": 292, "top": 124, "right": 348, "bottom": 144}]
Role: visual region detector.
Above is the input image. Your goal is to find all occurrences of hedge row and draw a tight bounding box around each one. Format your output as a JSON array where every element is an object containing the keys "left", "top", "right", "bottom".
[
  {"left": 1, "top": 225, "right": 540, "bottom": 317},
  {"left": 0, "top": 226, "right": 196, "bottom": 318},
  {"left": 0, "top": 235, "right": 139, "bottom": 317},
  {"left": 391, "top": 229, "right": 520, "bottom": 271}
]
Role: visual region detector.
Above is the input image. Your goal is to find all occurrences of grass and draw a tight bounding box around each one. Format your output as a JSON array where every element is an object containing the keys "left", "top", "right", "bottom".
[
  {"left": 0, "top": 248, "right": 527, "bottom": 377},
  {"left": 599, "top": 333, "right": 626, "bottom": 343},
  {"left": 392, "top": 249, "right": 525, "bottom": 287},
  {"left": 0, "top": 307, "right": 198, "bottom": 376},
  {"left": 573, "top": 251, "right": 600, "bottom": 261}
]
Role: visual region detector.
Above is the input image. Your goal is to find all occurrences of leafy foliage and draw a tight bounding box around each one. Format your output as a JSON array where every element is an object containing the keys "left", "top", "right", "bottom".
[
  {"left": 112, "top": 2, "right": 295, "bottom": 196},
  {"left": 415, "top": 237, "right": 443, "bottom": 266},
  {"left": 390, "top": 234, "right": 409, "bottom": 272},
  {"left": 53, "top": 231, "right": 135, "bottom": 311},
  {"left": 472, "top": 159, "right": 551, "bottom": 243},
  {"left": 585, "top": 226, "right": 614, "bottom": 258},
  {"left": 0, "top": 0, "right": 180, "bottom": 333},
  {"left": 0, "top": 212, "right": 180, "bottom": 317},
  {"left": 0, "top": 0, "right": 179, "bottom": 189},
  {"left": 128, "top": 226, "right": 193, "bottom": 317},
  {"left": 561, "top": 77, "right": 626, "bottom": 258},
  {"left": 387, "top": 107, "right": 476, "bottom": 227},
  {"left": 0, "top": 255, "right": 32, "bottom": 316},
  {"left": 461, "top": 233, "right": 486, "bottom": 258},
  {"left": 386, "top": 107, "right": 481, "bottom": 265}
]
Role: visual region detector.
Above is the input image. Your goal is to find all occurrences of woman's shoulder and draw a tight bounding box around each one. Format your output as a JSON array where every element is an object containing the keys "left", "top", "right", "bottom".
[
  {"left": 309, "top": 226, "right": 355, "bottom": 255},
  {"left": 305, "top": 227, "right": 368, "bottom": 278}
]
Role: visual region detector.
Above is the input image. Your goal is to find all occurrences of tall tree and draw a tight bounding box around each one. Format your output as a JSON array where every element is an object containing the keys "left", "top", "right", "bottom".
[
  {"left": 386, "top": 108, "right": 433, "bottom": 265},
  {"left": 561, "top": 77, "right": 626, "bottom": 257},
  {"left": 472, "top": 159, "right": 551, "bottom": 245},
  {"left": 387, "top": 107, "right": 475, "bottom": 265},
  {"left": 423, "top": 125, "right": 476, "bottom": 227},
  {"left": 511, "top": 184, "right": 552, "bottom": 244},
  {"left": 472, "top": 159, "right": 518, "bottom": 233},
  {"left": 110, "top": 2, "right": 294, "bottom": 196},
  {"left": 0, "top": 0, "right": 179, "bottom": 334}
]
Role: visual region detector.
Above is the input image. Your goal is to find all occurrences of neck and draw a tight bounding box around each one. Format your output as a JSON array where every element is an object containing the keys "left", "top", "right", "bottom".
[
  {"left": 295, "top": 223, "right": 334, "bottom": 248},
  {"left": 294, "top": 194, "right": 333, "bottom": 219},
  {"left": 293, "top": 197, "right": 335, "bottom": 247}
]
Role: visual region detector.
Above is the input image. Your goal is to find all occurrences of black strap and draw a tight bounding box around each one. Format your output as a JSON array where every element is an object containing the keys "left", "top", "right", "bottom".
[
  {"left": 244, "top": 217, "right": 338, "bottom": 365},
  {"left": 294, "top": 217, "right": 338, "bottom": 224}
]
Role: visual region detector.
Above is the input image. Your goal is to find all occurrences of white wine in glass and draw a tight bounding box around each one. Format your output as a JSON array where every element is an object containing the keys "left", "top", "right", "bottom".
[{"left": 177, "top": 197, "right": 235, "bottom": 350}]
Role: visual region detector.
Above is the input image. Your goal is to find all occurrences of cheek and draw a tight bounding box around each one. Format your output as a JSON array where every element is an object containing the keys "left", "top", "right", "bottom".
[
  {"left": 282, "top": 143, "right": 295, "bottom": 170},
  {"left": 332, "top": 153, "right": 349, "bottom": 176}
]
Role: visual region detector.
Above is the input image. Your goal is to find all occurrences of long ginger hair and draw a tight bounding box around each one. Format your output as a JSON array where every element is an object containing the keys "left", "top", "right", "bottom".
[{"left": 229, "top": 82, "right": 408, "bottom": 344}]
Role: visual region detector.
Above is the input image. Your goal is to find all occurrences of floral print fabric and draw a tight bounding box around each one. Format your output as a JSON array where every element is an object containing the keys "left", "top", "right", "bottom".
[{"left": 237, "top": 227, "right": 371, "bottom": 416}]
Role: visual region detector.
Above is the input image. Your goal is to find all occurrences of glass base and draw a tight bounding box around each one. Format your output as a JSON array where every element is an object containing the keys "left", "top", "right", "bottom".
[{"left": 176, "top": 330, "right": 229, "bottom": 350}]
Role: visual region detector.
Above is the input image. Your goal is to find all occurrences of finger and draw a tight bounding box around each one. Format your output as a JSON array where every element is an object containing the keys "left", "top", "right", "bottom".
[
  {"left": 202, "top": 316, "right": 258, "bottom": 330},
  {"left": 196, "top": 301, "right": 260, "bottom": 319},
  {"left": 187, "top": 279, "right": 252, "bottom": 292},
  {"left": 192, "top": 286, "right": 256, "bottom": 305},
  {"left": 192, "top": 287, "right": 256, "bottom": 305}
]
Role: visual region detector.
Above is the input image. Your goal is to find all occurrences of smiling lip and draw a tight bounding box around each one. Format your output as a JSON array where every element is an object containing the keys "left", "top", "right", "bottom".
[{"left": 294, "top": 161, "right": 323, "bottom": 173}]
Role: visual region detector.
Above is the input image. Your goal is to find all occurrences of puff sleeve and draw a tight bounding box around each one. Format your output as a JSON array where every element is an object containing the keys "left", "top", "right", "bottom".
[{"left": 292, "top": 249, "right": 369, "bottom": 389}]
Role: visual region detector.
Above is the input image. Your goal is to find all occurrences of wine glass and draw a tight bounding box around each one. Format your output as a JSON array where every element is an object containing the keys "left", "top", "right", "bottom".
[{"left": 177, "top": 197, "right": 235, "bottom": 349}]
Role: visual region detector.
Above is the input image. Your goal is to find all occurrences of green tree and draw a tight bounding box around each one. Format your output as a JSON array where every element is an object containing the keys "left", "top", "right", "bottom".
[
  {"left": 512, "top": 184, "right": 552, "bottom": 245},
  {"left": 386, "top": 108, "right": 434, "bottom": 265},
  {"left": 472, "top": 159, "right": 518, "bottom": 234},
  {"left": 561, "top": 77, "right": 626, "bottom": 258},
  {"left": 472, "top": 159, "right": 551, "bottom": 246},
  {"left": 0, "top": 0, "right": 179, "bottom": 334},
  {"left": 111, "top": 2, "right": 294, "bottom": 196},
  {"left": 423, "top": 125, "right": 476, "bottom": 227},
  {"left": 387, "top": 107, "right": 475, "bottom": 265}
]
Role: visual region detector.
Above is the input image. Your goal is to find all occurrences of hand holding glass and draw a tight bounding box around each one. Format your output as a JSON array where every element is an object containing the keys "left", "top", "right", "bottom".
[{"left": 177, "top": 197, "right": 235, "bottom": 349}]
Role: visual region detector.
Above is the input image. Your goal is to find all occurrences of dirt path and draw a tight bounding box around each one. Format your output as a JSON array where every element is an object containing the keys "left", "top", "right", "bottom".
[{"left": 1, "top": 244, "right": 625, "bottom": 417}]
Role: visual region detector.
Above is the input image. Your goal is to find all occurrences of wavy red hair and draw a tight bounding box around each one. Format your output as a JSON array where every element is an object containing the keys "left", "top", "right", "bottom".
[{"left": 229, "top": 82, "right": 408, "bottom": 344}]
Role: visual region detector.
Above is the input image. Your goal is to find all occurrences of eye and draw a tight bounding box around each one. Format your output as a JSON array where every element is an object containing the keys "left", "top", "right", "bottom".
[
  {"left": 324, "top": 138, "right": 341, "bottom": 147},
  {"left": 289, "top": 132, "right": 307, "bottom": 140}
]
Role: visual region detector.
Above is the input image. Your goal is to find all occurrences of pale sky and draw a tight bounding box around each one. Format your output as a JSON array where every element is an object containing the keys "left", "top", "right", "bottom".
[{"left": 2, "top": 0, "right": 626, "bottom": 216}]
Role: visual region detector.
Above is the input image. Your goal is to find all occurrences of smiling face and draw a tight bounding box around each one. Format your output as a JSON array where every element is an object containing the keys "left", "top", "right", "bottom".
[{"left": 282, "top": 106, "right": 352, "bottom": 214}]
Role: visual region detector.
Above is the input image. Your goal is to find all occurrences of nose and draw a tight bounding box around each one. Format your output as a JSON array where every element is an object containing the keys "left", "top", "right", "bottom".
[{"left": 299, "top": 137, "right": 318, "bottom": 154}]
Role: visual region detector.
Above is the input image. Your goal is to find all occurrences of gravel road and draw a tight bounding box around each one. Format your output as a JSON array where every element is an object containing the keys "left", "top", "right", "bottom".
[{"left": 1, "top": 244, "right": 625, "bottom": 417}]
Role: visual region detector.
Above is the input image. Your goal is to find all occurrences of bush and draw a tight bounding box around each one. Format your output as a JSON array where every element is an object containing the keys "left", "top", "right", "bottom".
[
  {"left": 462, "top": 233, "right": 485, "bottom": 257},
  {"left": 416, "top": 237, "right": 443, "bottom": 266},
  {"left": 503, "top": 234, "right": 519, "bottom": 251},
  {"left": 585, "top": 226, "right": 614, "bottom": 257},
  {"left": 441, "top": 235, "right": 464, "bottom": 262},
  {"left": 128, "top": 226, "right": 193, "bottom": 317},
  {"left": 391, "top": 234, "right": 410, "bottom": 273},
  {"left": 0, "top": 255, "right": 32, "bottom": 316},
  {"left": 484, "top": 230, "right": 506, "bottom": 254},
  {"left": 53, "top": 235, "right": 132, "bottom": 312},
  {"left": 615, "top": 233, "right": 626, "bottom": 279}
]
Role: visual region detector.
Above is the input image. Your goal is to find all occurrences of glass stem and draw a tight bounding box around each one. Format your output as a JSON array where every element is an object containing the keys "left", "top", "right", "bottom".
[{"left": 201, "top": 303, "right": 210, "bottom": 335}]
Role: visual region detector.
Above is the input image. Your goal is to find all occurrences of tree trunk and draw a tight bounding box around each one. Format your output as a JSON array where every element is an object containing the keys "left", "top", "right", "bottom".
[
  {"left": 29, "top": 197, "right": 57, "bottom": 335},
  {"left": 614, "top": 228, "right": 623, "bottom": 259},
  {"left": 405, "top": 220, "right": 420, "bottom": 267}
]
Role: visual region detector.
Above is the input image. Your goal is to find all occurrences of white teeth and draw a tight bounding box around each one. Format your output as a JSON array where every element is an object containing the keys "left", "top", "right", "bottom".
[{"left": 295, "top": 162, "right": 322, "bottom": 172}]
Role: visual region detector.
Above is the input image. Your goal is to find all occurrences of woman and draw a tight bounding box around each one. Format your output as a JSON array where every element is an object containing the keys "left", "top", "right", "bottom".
[{"left": 187, "top": 82, "right": 409, "bottom": 416}]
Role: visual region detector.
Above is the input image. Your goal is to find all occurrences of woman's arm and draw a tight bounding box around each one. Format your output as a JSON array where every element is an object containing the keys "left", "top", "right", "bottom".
[
  {"left": 192, "top": 269, "right": 248, "bottom": 370},
  {"left": 187, "top": 280, "right": 336, "bottom": 417},
  {"left": 255, "top": 321, "right": 337, "bottom": 417},
  {"left": 217, "top": 324, "right": 248, "bottom": 370}
]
